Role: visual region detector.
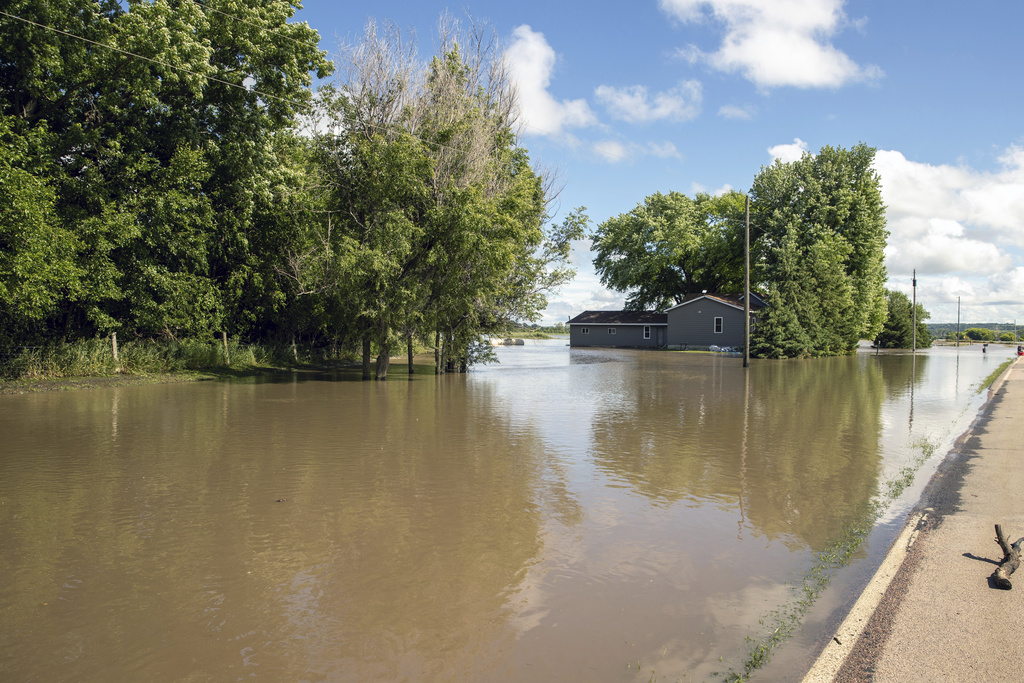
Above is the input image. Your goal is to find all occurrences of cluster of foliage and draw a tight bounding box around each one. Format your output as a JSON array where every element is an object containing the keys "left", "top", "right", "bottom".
[
  {"left": 963, "top": 327, "right": 998, "bottom": 342},
  {"left": 591, "top": 190, "right": 747, "bottom": 311},
  {"left": 288, "top": 19, "right": 586, "bottom": 377},
  {"left": 1, "top": 0, "right": 331, "bottom": 345},
  {"left": 874, "top": 289, "right": 932, "bottom": 349},
  {"left": 0, "top": 3, "right": 582, "bottom": 377},
  {"left": 591, "top": 144, "right": 889, "bottom": 358},
  {"left": 748, "top": 144, "right": 888, "bottom": 358}
]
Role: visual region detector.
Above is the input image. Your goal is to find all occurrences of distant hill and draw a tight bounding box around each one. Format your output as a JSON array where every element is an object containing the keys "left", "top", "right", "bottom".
[{"left": 928, "top": 323, "right": 1020, "bottom": 338}]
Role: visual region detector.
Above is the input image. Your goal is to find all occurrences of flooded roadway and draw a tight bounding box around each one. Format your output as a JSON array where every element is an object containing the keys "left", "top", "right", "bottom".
[{"left": 0, "top": 342, "right": 1011, "bottom": 681}]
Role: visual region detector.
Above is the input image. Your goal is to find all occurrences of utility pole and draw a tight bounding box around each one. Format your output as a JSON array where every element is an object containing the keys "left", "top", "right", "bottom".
[
  {"left": 744, "top": 195, "right": 750, "bottom": 369},
  {"left": 956, "top": 296, "right": 961, "bottom": 347},
  {"left": 912, "top": 269, "right": 917, "bottom": 353}
]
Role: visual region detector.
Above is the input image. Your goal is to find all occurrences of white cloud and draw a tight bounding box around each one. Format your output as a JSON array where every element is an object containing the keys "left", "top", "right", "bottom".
[
  {"left": 874, "top": 146, "right": 1024, "bottom": 321},
  {"left": 593, "top": 139, "right": 630, "bottom": 163},
  {"left": 768, "top": 137, "right": 808, "bottom": 163},
  {"left": 506, "top": 25, "right": 597, "bottom": 136},
  {"left": 646, "top": 141, "right": 682, "bottom": 159},
  {"left": 594, "top": 80, "right": 702, "bottom": 123},
  {"left": 592, "top": 139, "right": 682, "bottom": 164},
  {"left": 882, "top": 217, "right": 1012, "bottom": 275},
  {"left": 718, "top": 104, "right": 755, "bottom": 120},
  {"left": 899, "top": 269, "right": 1024, "bottom": 323},
  {"left": 875, "top": 148, "right": 1024, "bottom": 276},
  {"left": 541, "top": 259, "right": 626, "bottom": 324},
  {"left": 659, "top": 0, "right": 883, "bottom": 89},
  {"left": 691, "top": 182, "right": 736, "bottom": 196}
]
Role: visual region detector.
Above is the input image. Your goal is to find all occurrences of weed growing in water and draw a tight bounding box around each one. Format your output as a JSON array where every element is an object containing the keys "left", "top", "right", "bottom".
[
  {"left": 974, "top": 359, "right": 1014, "bottom": 395},
  {"left": 718, "top": 437, "right": 940, "bottom": 681}
]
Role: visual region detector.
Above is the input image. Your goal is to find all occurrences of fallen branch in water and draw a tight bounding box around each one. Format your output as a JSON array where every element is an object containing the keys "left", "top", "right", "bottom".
[{"left": 991, "top": 524, "right": 1023, "bottom": 590}]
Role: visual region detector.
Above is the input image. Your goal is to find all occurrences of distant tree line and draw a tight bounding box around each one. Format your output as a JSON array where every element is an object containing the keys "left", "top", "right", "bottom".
[
  {"left": 927, "top": 323, "right": 1020, "bottom": 342},
  {"left": 0, "top": 2, "right": 583, "bottom": 377},
  {"left": 592, "top": 144, "right": 889, "bottom": 358}
]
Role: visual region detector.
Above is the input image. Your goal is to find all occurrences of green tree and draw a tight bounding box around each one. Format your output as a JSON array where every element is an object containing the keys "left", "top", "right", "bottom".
[
  {"left": 302, "top": 17, "right": 583, "bottom": 378},
  {"left": 591, "top": 190, "right": 746, "bottom": 311},
  {"left": 963, "top": 327, "right": 996, "bottom": 341},
  {"left": 0, "top": 0, "right": 332, "bottom": 341},
  {"left": 999, "top": 332, "right": 1017, "bottom": 342},
  {"left": 0, "top": 116, "right": 82, "bottom": 342},
  {"left": 750, "top": 144, "right": 888, "bottom": 358},
  {"left": 749, "top": 228, "right": 813, "bottom": 359},
  {"left": 875, "top": 290, "right": 931, "bottom": 349}
]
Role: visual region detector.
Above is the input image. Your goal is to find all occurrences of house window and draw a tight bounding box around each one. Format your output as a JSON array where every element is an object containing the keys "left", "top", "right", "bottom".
[
  {"left": 581, "top": 327, "right": 589, "bottom": 334},
  {"left": 643, "top": 326, "right": 651, "bottom": 339},
  {"left": 608, "top": 327, "right": 617, "bottom": 335},
  {"left": 714, "top": 317, "right": 723, "bottom": 333}
]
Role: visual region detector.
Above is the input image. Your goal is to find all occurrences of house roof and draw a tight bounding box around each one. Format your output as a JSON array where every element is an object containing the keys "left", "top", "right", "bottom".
[
  {"left": 665, "top": 292, "right": 767, "bottom": 313},
  {"left": 567, "top": 310, "right": 668, "bottom": 326}
]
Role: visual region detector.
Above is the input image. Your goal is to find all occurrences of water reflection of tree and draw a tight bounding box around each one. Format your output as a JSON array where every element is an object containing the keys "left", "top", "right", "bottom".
[
  {"left": 589, "top": 356, "right": 886, "bottom": 551},
  {"left": 874, "top": 351, "right": 930, "bottom": 399},
  {"left": 0, "top": 380, "right": 555, "bottom": 681}
]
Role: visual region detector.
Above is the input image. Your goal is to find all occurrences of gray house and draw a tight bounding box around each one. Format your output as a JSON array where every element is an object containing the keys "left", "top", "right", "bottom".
[
  {"left": 665, "top": 293, "right": 765, "bottom": 348},
  {"left": 569, "top": 293, "right": 765, "bottom": 349},
  {"left": 567, "top": 311, "right": 667, "bottom": 348}
]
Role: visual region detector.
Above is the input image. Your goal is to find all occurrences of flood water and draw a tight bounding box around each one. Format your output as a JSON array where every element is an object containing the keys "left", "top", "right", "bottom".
[{"left": 0, "top": 341, "right": 1013, "bottom": 682}]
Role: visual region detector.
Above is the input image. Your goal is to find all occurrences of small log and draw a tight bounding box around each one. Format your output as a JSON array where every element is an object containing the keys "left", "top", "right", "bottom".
[{"left": 991, "top": 524, "right": 1024, "bottom": 590}]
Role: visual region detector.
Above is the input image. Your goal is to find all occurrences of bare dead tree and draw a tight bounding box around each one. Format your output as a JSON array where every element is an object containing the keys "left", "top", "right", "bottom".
[
  {"left": 424, "top": 12, "right": 522, "bottom": 200},
  {"left": 335, "top": 19, "right": 424, "bottom": 141}
]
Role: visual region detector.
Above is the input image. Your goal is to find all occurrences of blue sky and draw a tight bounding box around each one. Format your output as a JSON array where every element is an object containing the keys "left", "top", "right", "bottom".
[{"left": 297, "top": 0, "right": 1024, "bottom": 326}]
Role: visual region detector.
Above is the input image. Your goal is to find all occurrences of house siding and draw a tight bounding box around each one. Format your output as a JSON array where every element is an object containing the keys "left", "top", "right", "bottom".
[
  {"left": 666, "top": 299, "right": 748, "bottom": 348},
  {"left": 570, "top": 324, "right": 665, "bottom": 348}
]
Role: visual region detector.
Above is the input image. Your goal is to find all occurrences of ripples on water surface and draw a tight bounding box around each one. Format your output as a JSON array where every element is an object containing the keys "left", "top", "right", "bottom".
[{"left": 0, "top": 341, "right": 1013, "bottom": 681}]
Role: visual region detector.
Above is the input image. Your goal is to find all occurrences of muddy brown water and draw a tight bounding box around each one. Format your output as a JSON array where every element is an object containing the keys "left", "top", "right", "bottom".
[{"left": 0, "top": 342, "right": 1010, "bottom": 681}]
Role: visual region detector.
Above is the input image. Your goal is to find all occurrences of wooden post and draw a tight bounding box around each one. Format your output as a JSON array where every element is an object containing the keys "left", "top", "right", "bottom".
[
  {"left": 111, "top": 332, "right": 120, "bottom": 373},
  {"left": 222, "top": 331, "right": 230, "bottom": 366},
  {"left": 407, "top": 334, "right": 414, "bottom": 376}
]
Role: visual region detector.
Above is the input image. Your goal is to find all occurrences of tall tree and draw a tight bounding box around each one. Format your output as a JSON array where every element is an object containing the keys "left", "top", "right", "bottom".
[
  {"left": 750, "top": 144, "right": 888, "bottom": 357},
  {"left": 306, "top": 16, "right": 583, "bottom": 378},
  {"left": 875, "top": 289, "right": 931, "bottom": 349},
  {"left": 591, "top": 190, "right": 746, "bottom": 311},
  {"left": 0, "top": 0, "right": 332, "bottom": 340}
]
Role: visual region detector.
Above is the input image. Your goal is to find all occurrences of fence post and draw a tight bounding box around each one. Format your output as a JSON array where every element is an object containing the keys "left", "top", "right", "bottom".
[{"left": 111, "top": 332, "right": 120, "bottom": 373}]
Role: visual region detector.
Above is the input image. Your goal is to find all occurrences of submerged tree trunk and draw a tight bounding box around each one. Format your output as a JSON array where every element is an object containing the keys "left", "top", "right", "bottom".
[
  {"left": 407, "top": 334, "right": 414, "bottom": 376},
  {"left": 443, "top": 332, "right": 456, "bottom": 373},
  {"left": 439, "top": 331, "right": 449, "bottom": 375},
  {"left": 375, "top": 320, "right": 390, "bottom": 380},
  {"left": 361, "top": 336, "right": 372, "bottom": 381},
  {"left": 375, "top": 346, "right": 390, "bottom": 380},
  {"left": 434, "top": 329, "right": 441, "bottom": 375}
]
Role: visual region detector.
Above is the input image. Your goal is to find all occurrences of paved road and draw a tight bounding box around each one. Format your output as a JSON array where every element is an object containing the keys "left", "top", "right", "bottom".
[{"left": 804, "top": 358, "right": 1024, "bottom": 682}]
